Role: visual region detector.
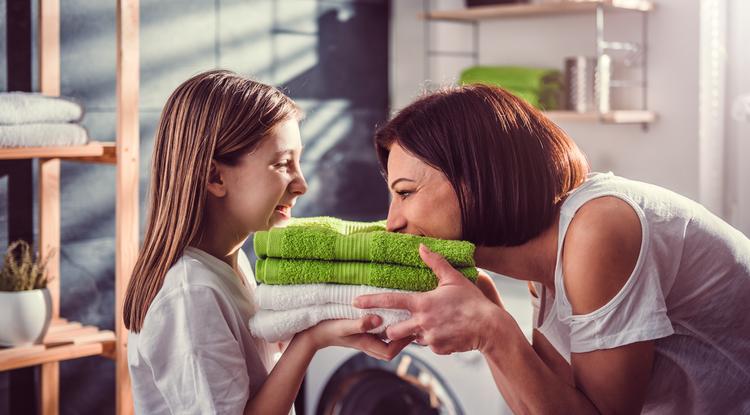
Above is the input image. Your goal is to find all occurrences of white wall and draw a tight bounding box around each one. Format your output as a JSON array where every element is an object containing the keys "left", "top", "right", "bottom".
[{"left": 391, "top": 0, "right": 702, "bottom": 201}]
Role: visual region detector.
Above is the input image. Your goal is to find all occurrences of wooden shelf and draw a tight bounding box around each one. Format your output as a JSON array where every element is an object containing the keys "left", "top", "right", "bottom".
[
  {"left": 544, "top": 110, "right": 656, "bottom": 123},
  {"left": 0, "top": 141, "right": 116, "bottom": 162},
  {"left": 0, "top": 319, "right": 116, "bottom": 372},
  {"left": 424, "top": 0, "right": 654, "bottom": 21}
]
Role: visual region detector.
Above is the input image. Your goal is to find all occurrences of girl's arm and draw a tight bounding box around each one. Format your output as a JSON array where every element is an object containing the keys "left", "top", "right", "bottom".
[{"left": 244, "top": 316, "right": 411, "bottom": 415}]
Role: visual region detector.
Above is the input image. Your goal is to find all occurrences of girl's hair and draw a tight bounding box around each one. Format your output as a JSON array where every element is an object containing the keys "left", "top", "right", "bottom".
[
  {"left": 374, "top": 83, "right": 589, "bottom": 247},
  {"left": 124, "top": 70, "right": 301, "bottom": 332}
]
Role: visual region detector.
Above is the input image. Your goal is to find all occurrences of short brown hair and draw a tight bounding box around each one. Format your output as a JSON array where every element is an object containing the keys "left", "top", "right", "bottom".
[{"left": 374, "top": 84, "right": 589, "bottom": 246}]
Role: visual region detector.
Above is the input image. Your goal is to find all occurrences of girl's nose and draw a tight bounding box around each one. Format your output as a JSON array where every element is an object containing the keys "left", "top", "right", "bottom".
[{"left": 290, "top": 170, "right": 308, "bottom": 196}]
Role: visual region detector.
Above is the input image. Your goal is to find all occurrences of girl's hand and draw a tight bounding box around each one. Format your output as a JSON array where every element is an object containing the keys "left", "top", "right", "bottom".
[
  {"left": 354, "top": 244, "right": 507, "bottom": 355},
  {"left": 299, "top": 315, "right": 412, "bottom": 361}
]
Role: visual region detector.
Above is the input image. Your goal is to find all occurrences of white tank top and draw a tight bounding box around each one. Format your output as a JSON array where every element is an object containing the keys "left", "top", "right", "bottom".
[{"left": 532, "top": 172, "right": 750, "bottom": 414}]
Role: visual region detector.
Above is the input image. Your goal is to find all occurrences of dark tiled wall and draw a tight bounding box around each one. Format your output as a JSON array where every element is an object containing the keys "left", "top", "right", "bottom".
[{"left": 0, "top": 0, "right": 390, "bottom": 413}]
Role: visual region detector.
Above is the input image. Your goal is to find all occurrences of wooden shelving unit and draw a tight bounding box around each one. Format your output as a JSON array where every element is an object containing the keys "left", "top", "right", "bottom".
[
  {"left": 421, "top": 0, "right": 657, "bottom": 126},
  {"left": 0, "top": 0, "right": 139, "bottom": 414}
]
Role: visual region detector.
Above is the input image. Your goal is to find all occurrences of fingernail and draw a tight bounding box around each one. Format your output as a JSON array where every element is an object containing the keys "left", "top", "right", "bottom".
[{"left": 352, "top": 298, "right": 361, "bottom": 308}]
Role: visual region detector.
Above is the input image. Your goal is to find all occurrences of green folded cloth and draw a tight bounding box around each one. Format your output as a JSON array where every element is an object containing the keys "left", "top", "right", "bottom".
[
  {"left": 254, "top": 216, "right": 476, "bottom": 268},
  {"left": 459, "top": 66, "right": 563, "bottom": 91},
  {"left": 256, "top": 258, "right": 478, "bottom": 292},
  {"left": 505, "top": 88, "right": 562, "bottom": 111},
  {"left": 459, "top": 66, "right": 564, "bottom": 110}
]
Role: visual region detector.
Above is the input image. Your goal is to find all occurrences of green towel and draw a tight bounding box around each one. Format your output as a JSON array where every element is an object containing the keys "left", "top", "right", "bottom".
[
  {"left": 459, "top": 66, "right": 563, "bottom": 91},
  {"left": 459, "top": 66, "right": 564, "bottom": 110},
  {"left": 256, "top": 258, "right": 478, "bottom": 292},
  {"left": 254, "top": 217, "right": 476, "bottom": 268}
]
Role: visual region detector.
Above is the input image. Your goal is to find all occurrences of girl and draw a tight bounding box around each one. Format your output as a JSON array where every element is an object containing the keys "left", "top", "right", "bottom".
[{"left": 124, "top": 70, "right": 409, "bottom": 415}]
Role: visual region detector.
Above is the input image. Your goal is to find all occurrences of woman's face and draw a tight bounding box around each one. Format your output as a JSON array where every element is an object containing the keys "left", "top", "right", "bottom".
[
  {"left": 385, "top": 142, "right": 462, "bottom": 240},
  {"left": 213, "top": 118, "right": 307, "bottom": 233}
]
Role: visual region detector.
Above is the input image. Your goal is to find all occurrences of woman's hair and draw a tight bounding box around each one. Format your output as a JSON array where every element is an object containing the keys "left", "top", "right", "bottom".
[
  {"left": 124, "top": 70, "right": 301, "bottom": 332},
  {"left": 374, "top": 83, "right": 589, "bottom": 247}
]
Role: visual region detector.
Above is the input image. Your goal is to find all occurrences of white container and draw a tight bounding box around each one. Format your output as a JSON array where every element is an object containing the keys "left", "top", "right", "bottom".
[{"left": 0, "top": 288, "right": 52, "bottom": 347}]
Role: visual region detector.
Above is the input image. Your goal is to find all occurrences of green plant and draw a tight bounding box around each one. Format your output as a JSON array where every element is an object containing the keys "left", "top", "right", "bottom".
[{"left": 0, "top": 240, "right": 53, "bottom": 292}]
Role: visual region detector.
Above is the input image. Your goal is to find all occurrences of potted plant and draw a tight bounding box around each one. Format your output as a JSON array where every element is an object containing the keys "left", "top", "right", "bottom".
[{"left": 0, "top": 240, "right": 54, "bottom": 347}]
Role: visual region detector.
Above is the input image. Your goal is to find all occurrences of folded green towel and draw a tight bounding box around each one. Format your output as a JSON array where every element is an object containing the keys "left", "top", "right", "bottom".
[
  {"left": 459, "top": 66, "right": 563, "bottom": 91},
  {"left": 256, "top": 258, "right": 478, "bottom": 292},
  {"left": 254, "top": 217, "right": 476, "bottom": 268},
  {"left": 505, "top": 88, "right": 562, "bottom": 111}
]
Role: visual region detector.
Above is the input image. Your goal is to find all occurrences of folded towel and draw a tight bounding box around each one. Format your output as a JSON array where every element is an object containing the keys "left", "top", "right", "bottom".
[
  {"left": 255, "top": 283, "right": 409, "bottom": 311},
  {"left": 0, "top": 123, "right": 89, "bottom": 148},
  {"left": 254, "top": 218, "right": 475, "bottom": 268},
  {"left": 249, "top": 304, "right": 411, "bottom": 342},
  {"left": 0, "top": 92, "right": 83, "bottom": 125},
  {"left": 256, "top": 258, "right": 478, "bottom": 291},
  {"left": 459, "top": 66, "right": 563, "bottom": 92}
]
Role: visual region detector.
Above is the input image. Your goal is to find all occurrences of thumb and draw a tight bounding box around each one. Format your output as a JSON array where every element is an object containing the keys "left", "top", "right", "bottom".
[{"left": 419, "top": 244, "right": 463, "bottom": 285}]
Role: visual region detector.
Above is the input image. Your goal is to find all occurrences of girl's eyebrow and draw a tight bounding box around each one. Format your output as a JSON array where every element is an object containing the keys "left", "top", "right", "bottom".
[{"left": 273, "top": 145, "right": 304, "bottom": 157}]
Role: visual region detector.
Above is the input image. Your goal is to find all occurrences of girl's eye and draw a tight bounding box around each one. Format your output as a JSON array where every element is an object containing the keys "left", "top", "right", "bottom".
[{"left": 274, "top": 160, "right": 291, "bottom": 169}]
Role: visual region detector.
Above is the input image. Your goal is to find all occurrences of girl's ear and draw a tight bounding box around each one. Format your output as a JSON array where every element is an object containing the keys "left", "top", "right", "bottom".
[{"left": 206, "top": 160, "right": 227, "bottom": 198}]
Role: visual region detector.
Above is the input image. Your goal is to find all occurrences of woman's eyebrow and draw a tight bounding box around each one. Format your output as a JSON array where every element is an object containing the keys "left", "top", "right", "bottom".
[{"left": 390, "top": 177, "right": 415, "bottom": 189}]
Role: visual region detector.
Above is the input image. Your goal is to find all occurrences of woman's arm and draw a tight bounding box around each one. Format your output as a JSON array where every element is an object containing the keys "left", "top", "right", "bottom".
[
  {"left": 244, "top": 316, "right": 411, "bottom": 415},
  {"left": 357, "top": 195, "right": 653, "bottom": 414}
]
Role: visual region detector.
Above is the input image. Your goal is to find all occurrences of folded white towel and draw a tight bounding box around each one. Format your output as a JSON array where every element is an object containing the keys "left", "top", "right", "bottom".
[
  {"left": 0, "top": 124, "right": 89, "bottom": 148},
  {"left": 255, "top": 283, "right": 409, "bottom": 311},
  {"left": 249, "top": 304, "right": 411, "bottom": 342},
  {"left": 0, "top": 92, "right": 83, "bottom": 125}
]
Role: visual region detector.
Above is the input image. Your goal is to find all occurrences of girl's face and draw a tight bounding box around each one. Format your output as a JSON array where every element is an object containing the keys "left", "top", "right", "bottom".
[
  {"left": 384, "top": 142, "right": 462, "bottom": 240},
  {"left": 211, "top": 118, "right": 307, "bottom": 233}
]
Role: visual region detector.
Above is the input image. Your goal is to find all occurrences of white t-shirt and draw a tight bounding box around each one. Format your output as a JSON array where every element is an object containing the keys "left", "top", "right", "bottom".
[
  {"left": 533, "top": 172, "right": 750, "bottom": 414},
  {"left": 128, "top": 246, "right": 292, "bottom": 415}
]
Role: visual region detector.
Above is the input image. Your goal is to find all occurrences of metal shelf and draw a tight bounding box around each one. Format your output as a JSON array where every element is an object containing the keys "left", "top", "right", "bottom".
[{"left": 423, "top": 0, "right": 654, "bottom": 21}]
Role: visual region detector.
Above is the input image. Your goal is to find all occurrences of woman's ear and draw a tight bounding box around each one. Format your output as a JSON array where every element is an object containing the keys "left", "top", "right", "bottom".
[{"left": 206, "top": 160, "right": 227, "bottom": 198}]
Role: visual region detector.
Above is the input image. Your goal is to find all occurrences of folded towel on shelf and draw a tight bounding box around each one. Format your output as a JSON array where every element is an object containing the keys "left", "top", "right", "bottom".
[
  {"left": 459, "top": 66, "right": 564, "bottom": 110},
  {"left": 0, "top": 123, "right": 89, "bottom": 148},
  {"left": 255, "top": 283, "right": 409, "bottom": 311},
  {"left": 256, "top": 258, "right": 478, "bottom": 292},
  {"left": 459, "top": 66, "right": 563, "bottom": 91},
  {"left": 0, "top": 92, "right": 83, "bottom": 125},
  {"left": 254, "top": 218, "right": 475, "bottom": 268},
  {"left": 249, "top": 303, "right": 411, "bottom": 342}
]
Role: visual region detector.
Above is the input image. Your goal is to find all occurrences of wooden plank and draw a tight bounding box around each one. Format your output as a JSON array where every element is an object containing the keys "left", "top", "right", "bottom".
[
  {"left": 39, "top": 1, "right": 61, "bottom": 412},
  {"left": 71, "top": 142, "right": 118, "bottom": 164},
  {"left": 0, "top": 342, "right": 114, "bottom": 372},
  {"left": 0, "top": 142, "right": 106, "bottom": 160},
  {"left": 424, "top": 0, "right": 654, "bottom": 21},
  {"left": 116, "top": 1, "right": 139, "bottom": 414},
  {"left": 39, "top": 0, "right": 60, "bottom": 96}
]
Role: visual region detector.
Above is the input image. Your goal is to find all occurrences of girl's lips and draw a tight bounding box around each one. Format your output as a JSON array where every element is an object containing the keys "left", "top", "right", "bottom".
[{"left": 274, "top": 205, "right": 291, "bottom": 218}]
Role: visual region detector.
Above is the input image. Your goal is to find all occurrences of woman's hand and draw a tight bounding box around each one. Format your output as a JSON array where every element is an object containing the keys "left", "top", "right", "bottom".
[
  {"left": 354, "top": 244, "right": 507, "bottom": 355},
  {"left": 299, "top": 315, "right": 412, "bottom": 361}
]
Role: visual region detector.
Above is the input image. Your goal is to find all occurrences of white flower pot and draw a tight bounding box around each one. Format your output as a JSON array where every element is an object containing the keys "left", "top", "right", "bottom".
[{"left": 0, "top": 288, "right": 53, "bottom": 347}]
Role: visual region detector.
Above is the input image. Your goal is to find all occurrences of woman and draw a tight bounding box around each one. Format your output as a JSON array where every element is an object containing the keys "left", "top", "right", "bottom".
[{"left": 354, "top": 84, "right": 750, "bottom": 414}]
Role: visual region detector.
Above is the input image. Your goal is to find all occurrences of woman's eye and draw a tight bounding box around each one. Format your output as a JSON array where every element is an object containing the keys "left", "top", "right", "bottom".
[{"left": 395, "top": 190, "right": 412, "bottom": 199}]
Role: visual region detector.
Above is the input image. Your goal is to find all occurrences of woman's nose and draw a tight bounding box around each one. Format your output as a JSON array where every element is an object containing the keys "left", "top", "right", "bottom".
[{"left": 386, "top": 201, "right": 406, "bottom": 232}]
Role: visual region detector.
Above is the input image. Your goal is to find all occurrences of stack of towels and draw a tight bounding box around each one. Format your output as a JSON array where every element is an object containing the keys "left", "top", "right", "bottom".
[
  {"left": 0, "top": 92, "right": 88, "bottom": 148},
  {"left": 248, "top": 217, "right": 478, "bottom": 342},
  {"left": 459, "top": 65, "right": 564, "bottom": 111}
]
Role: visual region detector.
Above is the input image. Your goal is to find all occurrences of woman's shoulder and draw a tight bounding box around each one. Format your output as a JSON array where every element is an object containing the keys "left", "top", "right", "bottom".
[{"left": 562, "top": 195, "right": 643, "bottom": 315}]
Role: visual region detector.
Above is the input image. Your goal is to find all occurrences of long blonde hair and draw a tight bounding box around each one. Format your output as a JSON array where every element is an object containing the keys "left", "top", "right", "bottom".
[{"left": 124, "top": 70, "right": 301, "bottom": 332}]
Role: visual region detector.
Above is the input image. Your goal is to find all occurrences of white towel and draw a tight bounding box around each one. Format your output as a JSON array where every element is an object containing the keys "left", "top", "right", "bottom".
[
  {"left": 0, "top": 124, "right": 89, "bottom": 148},
  {"left": 0, "top": 92, "right": 83, "bottom": 125},
  {"left": 249, "top": 304, "right": 411, "bottom": 342},
  {"left": 255, "top": 283, "right": 409, "bottom": 311}
]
